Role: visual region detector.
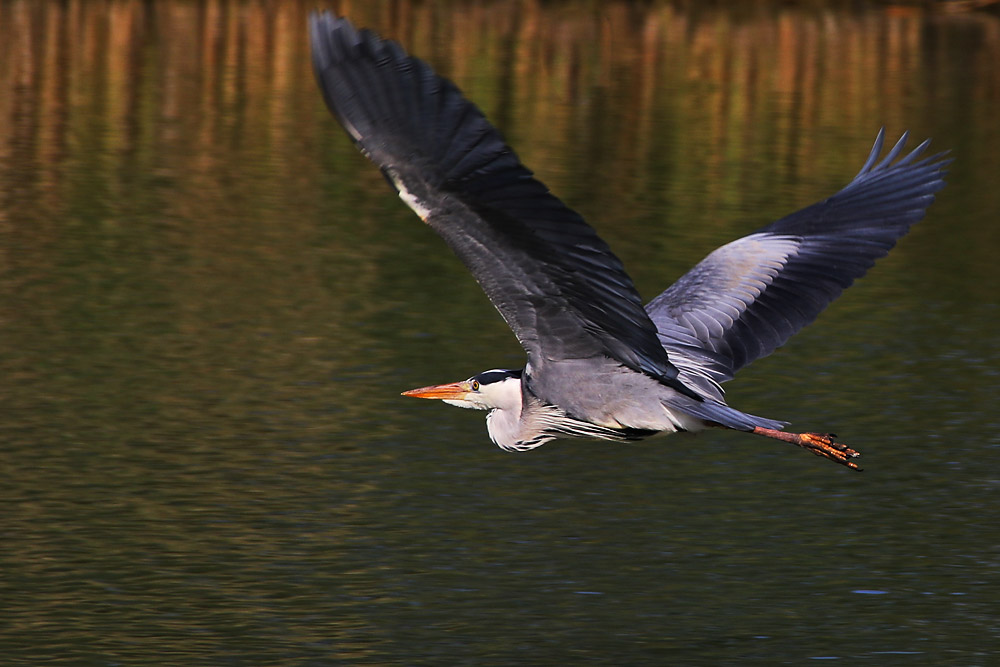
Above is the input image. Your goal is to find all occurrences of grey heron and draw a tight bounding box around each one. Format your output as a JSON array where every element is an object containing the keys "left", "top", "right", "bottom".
[{"left": 309, "top": 13, "right": 948, "bottom": 470}]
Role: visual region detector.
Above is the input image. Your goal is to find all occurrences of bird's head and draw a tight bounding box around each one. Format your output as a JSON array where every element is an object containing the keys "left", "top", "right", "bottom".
[{"left": 402, "top": 368, "right": 523, "bottom": 412}]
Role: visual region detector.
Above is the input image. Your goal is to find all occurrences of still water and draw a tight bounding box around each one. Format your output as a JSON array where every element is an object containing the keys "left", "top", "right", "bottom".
[{"left": 1, "top": 0, "right": 999, "bottom": 663}]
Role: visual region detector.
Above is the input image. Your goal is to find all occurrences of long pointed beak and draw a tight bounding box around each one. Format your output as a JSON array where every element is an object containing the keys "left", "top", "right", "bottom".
[{"left": 401, "top": 380, "right": 473, "bottom": 401}]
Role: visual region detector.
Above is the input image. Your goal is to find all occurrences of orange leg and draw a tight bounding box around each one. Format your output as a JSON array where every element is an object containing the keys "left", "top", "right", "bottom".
[{"left": 752, "top": 427, "right": 862, "bottom": 471}]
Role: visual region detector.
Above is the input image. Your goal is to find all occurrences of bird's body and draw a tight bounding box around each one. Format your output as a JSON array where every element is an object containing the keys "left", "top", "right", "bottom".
[
  {"left": 461, "top": 364, "right": 703, "bottom": 452},
  {"left": 309, "top": 13, "right": 949, "bottom": 469}
]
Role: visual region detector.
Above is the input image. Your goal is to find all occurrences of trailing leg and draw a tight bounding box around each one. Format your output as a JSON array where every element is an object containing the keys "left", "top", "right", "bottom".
[{"left": 752, "top": 427, "right": 862, "bottom": 470}]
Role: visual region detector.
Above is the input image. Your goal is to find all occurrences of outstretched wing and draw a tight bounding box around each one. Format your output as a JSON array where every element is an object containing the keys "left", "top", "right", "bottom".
[
  {"left": 645, "top": 130, "right": 949, "bottom": 398},
  {"left": 310, "top": 13, "right": 692, "bottom": 393}
]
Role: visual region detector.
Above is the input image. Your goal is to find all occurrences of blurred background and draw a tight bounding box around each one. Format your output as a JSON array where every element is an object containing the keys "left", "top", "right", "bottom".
[{"left": 1, "top": 0, "right": 998, "bottom": 663}]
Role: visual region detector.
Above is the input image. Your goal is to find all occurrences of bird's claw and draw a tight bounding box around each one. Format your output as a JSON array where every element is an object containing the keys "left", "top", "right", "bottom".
[
  {"left": 799, "top": 432, "right": 862, "bottom": 470},
  {"left": 751, "top": 426, "right": 863, "bottom": 470}
]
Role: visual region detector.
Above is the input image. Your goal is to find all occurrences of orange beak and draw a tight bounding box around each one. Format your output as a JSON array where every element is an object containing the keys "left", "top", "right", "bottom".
[{"left": 401, "top": 380, "right": 473, "bottom": 401}]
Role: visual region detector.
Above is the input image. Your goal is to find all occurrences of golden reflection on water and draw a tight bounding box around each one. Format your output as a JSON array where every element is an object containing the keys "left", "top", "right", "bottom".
[
  {"left": 3, "top": 0, "right": 997, "bottom": 296},
  {"left": 1, "top": 0, "right": 999, "bottom": 663}
]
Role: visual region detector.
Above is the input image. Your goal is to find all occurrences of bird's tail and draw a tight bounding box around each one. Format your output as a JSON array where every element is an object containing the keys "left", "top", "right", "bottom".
[{"left": 663, "top": 395, "right": 786, "bottom": 432}]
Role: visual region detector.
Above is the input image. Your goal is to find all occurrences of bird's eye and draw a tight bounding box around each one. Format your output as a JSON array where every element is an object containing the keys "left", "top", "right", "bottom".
[{"left": 471, "top": 380, "right": 481, "bottom": 391}]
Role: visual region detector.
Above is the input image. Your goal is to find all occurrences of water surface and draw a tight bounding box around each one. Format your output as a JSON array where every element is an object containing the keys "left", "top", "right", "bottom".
[{"left": 1, "top": 1, "right": 999, "bottom": 663}]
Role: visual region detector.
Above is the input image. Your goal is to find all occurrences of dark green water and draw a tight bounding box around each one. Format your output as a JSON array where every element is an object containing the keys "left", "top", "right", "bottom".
[{"left": 1, "top": 1, "right": 999, "bottom": 664}]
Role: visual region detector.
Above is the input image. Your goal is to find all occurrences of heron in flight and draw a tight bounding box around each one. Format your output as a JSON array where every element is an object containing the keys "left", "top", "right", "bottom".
[{"left": 309, "top": 13, "right": 948, "bottom": 470}]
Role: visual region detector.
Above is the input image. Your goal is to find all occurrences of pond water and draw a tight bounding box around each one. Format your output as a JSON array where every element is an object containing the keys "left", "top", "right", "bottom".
[{"left": 1, "top": 1, "right": 999, "bottom": 664}]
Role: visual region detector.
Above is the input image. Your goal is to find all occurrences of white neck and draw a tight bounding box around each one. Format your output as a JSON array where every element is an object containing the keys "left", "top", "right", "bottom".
[{"left": 482, "top": 376, "right": 527, "bottom": 450}]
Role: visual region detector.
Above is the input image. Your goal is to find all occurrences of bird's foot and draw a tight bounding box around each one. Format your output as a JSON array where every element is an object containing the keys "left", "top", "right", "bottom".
[
  {"left": 752, "top": 427, "right": 862, "bottom": 471},
  {"left": 798, "top": 432, "right": 862, "bottom": 470}
]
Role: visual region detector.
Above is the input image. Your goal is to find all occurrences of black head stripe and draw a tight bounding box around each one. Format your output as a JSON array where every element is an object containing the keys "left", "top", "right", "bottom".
[{"left": 473, "top": 369, "right": 522, "bottom": 385}]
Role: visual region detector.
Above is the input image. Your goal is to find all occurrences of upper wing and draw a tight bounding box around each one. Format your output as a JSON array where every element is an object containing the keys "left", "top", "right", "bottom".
[
  {"left": 310, "top": 13, "right": 691, "bottom": 392},
  {"left": 645, "top": 130, "right": 949, "bottom": 397}
]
